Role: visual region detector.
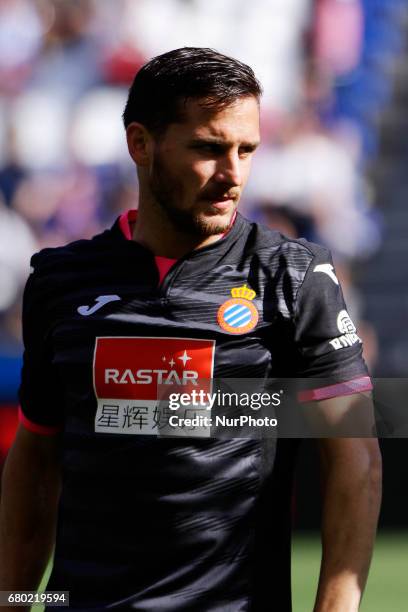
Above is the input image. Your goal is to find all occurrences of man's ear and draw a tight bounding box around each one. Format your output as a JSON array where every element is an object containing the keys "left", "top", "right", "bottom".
[{"left": 126, "top": 122, "right": 153, "bottom": 167}]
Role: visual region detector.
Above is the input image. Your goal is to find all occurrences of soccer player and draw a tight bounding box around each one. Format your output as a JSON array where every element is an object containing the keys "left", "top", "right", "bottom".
[{"left": 0, "top": 48, "right": 381, "bottom": 611}]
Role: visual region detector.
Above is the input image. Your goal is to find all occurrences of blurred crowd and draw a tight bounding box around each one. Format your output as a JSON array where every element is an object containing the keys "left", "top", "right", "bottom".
[{"left": 0, "top": 0, "right": 407, "bottom": 391}]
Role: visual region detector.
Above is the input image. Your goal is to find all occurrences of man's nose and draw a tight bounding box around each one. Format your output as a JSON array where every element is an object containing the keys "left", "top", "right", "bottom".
[{"left": 214, "top": 152, "right": 242, "bottom": 187}]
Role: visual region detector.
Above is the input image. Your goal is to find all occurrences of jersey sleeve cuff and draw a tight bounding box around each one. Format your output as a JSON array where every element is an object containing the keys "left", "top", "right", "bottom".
[
  {"left": 18, "top": 406, "right": 63, "bottom": 435},
  {"left": 297, "top": 375, "right": 373, "bottom": 403}
]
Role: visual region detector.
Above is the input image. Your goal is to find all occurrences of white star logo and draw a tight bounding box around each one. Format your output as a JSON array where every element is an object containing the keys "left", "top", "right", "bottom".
[
  {"left": 178, "top": 350, "right": 192, "bottom": 367},
  {"left": 169, "top": 358, "right": 175, "bottom": 367}
]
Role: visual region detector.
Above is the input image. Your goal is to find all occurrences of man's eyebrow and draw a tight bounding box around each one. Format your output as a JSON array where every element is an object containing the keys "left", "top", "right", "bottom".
[{"left": 188, "top": 137, "right": 260, "bottom": 148}]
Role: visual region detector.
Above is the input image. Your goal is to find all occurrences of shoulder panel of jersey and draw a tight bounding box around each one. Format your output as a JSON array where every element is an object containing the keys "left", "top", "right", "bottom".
[
  {"left": 290, "top": 239, "right": 371, "bottom": 396},
  {"left": 18, "top": 227, "right": 137, "bottom": 434},
  {"left": 235, "top": 223, "right": 371, "bottom": 395},
  {"left": 19, "top": 248, "right": 65, "bottom": 433},
  {"left": 221, "top": 221, "right": 328, "bottom": 331}
]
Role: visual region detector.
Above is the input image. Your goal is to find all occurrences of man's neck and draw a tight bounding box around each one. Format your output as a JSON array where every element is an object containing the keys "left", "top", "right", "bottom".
[{"left": 132, "top": 199, "right": 225, "bottom": 259}]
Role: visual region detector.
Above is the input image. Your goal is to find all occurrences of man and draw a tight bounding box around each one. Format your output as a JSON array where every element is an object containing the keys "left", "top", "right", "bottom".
[{"left": 0, "top": 48, "right": 381, "bottom": 611}]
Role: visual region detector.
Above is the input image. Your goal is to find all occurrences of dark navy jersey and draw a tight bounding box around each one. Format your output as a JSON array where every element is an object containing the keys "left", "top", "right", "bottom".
[{"left": 19, "top": 210, "right": 371, "bottom": 611}]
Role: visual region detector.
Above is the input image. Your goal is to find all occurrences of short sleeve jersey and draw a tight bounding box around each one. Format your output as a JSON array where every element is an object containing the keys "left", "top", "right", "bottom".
[{"left": 19, "top": 211, "right": 371, "bottom": 611}]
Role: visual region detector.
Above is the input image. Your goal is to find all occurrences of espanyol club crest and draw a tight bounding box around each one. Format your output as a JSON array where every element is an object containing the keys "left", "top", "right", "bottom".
[{"left": 217, "top": 284, "right": 259, "bottom": 334}]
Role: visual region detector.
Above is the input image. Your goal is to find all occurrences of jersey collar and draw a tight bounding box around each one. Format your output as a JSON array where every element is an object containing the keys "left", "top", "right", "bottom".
[{"left": 113, "top": 208, "right": 245, "bottom": 260}]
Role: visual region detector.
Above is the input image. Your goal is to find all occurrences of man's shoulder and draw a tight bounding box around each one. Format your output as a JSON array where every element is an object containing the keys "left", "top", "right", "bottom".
[
  {"left": 243, "top": 217, "right": 330, "bottom": 269},
  {"left": 24, "top": 229, "right": 116, "bottom": 308},
  {"left": 30, "top": 228, "right": 113, "bottom": 277}
]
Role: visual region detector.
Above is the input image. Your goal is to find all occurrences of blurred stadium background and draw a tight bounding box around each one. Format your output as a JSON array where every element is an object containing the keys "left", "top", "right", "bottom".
[{"left": 0, "top": 0, "right": 407, "bottom": 609}]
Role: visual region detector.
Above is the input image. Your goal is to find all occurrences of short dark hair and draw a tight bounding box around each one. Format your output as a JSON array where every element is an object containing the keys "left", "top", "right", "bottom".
[{"left": 122, "top": 47, "right": 262, "bottom": 134}]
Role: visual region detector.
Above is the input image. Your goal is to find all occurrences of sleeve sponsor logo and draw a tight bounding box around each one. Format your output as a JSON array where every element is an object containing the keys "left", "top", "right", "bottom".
[
  {"left": 329, "top": 310, "right": 362, "bottom": 350},
  {"left": 93, "top": 337, "right": 215, "bottom": 436},
  {"left": 337, "top": 310, "right": 356, "bottom": 334}
]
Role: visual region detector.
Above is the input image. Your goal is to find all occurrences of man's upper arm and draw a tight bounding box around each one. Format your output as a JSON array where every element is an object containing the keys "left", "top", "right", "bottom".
[
  {"left": 306, "top": 395, "right": 382, "bottom": 479},
  {"left": 316, "top": 434, "right": 382, "bottom": 478},
  {"left": 2, "top": 424, "right": 61, "bottom": 491},
  {"left": 300, "top": 393, "right": 377, "bottom": 438},
  {"left": 11, "top": 424, "right": 61, "bottom": 463},
  {"left": 304, "top": 396, "right": 382, "bottom": 514},
  {"left": 1, "top": 423, "right": 61, "bottom": 532}
]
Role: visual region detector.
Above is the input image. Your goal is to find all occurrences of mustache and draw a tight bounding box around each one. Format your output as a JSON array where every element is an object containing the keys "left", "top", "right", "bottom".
[{"left": 200, "top": 189, "right": 240, "bottom": 201}]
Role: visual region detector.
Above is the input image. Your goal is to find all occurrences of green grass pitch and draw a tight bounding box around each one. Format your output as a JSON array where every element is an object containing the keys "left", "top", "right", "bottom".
[
  {"left": 292, "top": 531, "right": 408, "bottom": 612},
  {"left": 32, "top": 531, "right": 408, "bottom": 610}
]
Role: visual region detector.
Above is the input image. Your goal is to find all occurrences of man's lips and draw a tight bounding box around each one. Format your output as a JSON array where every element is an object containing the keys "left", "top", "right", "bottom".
[
  {"left": 209, "top": 199, "right": 233, "bottom": 212},
  {"left": 204, "top": 193, "right": 238, "bottom": 201},
  {"left": 202, "top": 193, "right": 238, "bottom": 206},
  {"left": 199, "top": 192, "right": 239, "bottom": 214}
]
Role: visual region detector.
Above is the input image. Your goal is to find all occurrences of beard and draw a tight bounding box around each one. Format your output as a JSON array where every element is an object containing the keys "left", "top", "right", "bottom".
[{"left": 149, "top": 151, "right": 237, "bottom": 237}]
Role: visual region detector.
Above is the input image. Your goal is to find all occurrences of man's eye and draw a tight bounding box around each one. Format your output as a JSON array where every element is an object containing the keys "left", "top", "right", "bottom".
[
  {"left": 239, "top": 147, "right": 255, "bottom": 157},
  {"left": 193, "top": 144, "right": 221, "bottom": 154}
]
